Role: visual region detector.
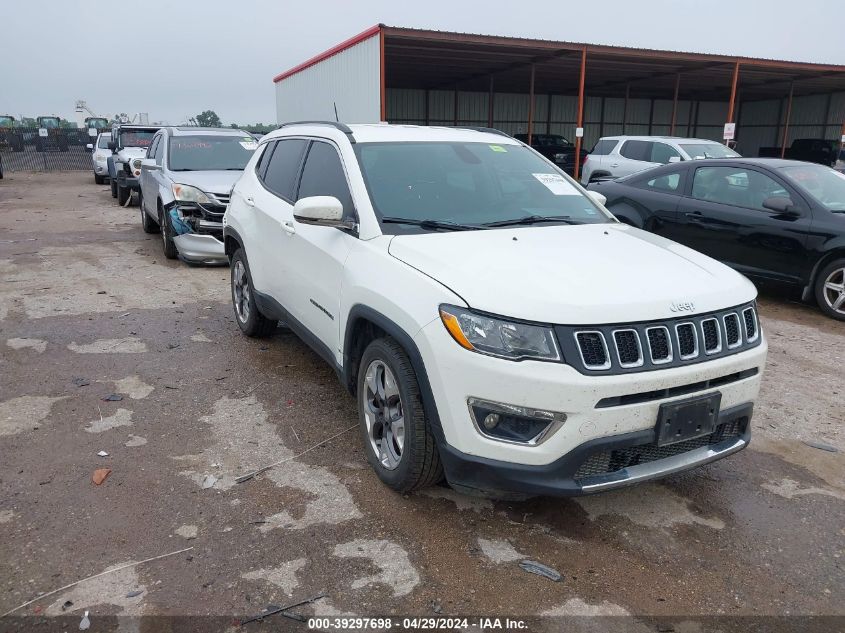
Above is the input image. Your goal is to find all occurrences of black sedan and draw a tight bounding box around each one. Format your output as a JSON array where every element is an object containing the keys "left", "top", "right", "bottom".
[{"left": 589, "top": 158, "right": 845, "bottom": 320}]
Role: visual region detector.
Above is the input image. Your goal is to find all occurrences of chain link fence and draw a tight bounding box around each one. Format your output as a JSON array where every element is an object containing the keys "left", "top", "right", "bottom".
[{"left": 0, "top": 127, "right": 104, "bottom": 172}]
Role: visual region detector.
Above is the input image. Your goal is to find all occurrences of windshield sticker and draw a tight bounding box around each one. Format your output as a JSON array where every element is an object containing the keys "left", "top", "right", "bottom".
[
  {"left": 532, "top": 173, "right": 580, "bottom": 196},
  {"left": 489, "top": 145, "right": 507, "bottom": 153},
  {"left": 240, "top": 140, "right": 258, "bottom": 151}
]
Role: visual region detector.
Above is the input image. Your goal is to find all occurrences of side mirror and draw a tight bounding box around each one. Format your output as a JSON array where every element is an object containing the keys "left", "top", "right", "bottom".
[
  {"left": 762, "top": 196, "right": 797, "bottom": 215},
  {"left": 668, "top": 156, "right": 682, "bottom": 163},
  {"left": 140, "top": 158, "right": 158, "bottom": 169},
  {"left": 107, "top": 141, "right": 117, "bottom": 151},
  {"left": 293, "top": 196, "right": 353, "bottom": 229},
  {"left": 586, "top": 190, "right": 607, "bottom": 207},
  {"left": 85, "top": 143, "right": 93, "bottom": 151}
]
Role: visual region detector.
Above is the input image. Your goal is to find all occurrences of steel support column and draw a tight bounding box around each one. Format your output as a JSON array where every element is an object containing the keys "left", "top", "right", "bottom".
[
  {"left": 725, "top": 60, "right": 740, "bottom": 145},
  {"left": 379, "top": 28, "right": 386, "bottom": 122},
  {"left": 574, "top": 47, "right": 587, "bottom": 181},
  {"left": 487, "top": 75, "right": 494, "bottom": 128},
  {"left": 528, "top": 63, "right": 536, "bottom": 144},
  {"left": 622, "top": 83, "right": 629, "bottom": 134},
  {"left": 670, "top": 73, "right": 681, "bottom": 135},
  {"left": 781, "top": 81, "right": 794, "bottom": 158}
]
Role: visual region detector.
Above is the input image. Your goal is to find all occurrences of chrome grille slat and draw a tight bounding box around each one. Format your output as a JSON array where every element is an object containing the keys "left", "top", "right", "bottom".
[
  {"left": 723, "top": 313, "right": 742, "bottom": 348},
  {"left": 700, "top": 318, "right": 721, "bottom": 354},
  {"left": 574, "top": 331, "right": 611, "bottom": 370},
  {"left": 612, "top": 329, "right": 643, "bottom": 368},
  {"left": 675, "top": 322, "right": 699, "bottom": 359},
  {"left": 646, "top": 326, "right": 673, "bottom": 364},
  {"left": 742, "top": 307, "right": 759, "bottom": 342}
]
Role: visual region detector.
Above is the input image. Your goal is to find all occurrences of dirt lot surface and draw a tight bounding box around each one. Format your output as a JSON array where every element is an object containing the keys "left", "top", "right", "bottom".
[{"left": 1, "top": 172, "right": 843, "bottom": 631}]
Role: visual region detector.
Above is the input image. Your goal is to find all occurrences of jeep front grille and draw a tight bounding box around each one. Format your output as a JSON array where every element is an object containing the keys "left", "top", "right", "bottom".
[{"left": 558, "top": 303, "right": 761, "bottom": 375}]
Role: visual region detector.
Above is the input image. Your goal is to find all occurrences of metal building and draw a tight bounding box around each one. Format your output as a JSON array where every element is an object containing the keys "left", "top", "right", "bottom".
[{"left": 273, "top": 25, "right": 845, "bottom": 179}]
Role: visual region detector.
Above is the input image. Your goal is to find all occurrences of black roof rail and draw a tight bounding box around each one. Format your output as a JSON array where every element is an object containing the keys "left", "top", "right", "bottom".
[
  {"left": 277, "top": 120, "right": 355, "bottom": 142},
  {"left": 456, "top": 126, "right": 513, "bottom": 139}
]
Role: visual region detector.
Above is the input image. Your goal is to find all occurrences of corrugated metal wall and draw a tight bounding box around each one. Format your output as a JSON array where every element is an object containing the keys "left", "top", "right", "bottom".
[
  {"left": 388, "top": 88, "right": 845, "bottom": 155},
  {"left": 275, "top": 34, "right": 381, "bottom": 124}
]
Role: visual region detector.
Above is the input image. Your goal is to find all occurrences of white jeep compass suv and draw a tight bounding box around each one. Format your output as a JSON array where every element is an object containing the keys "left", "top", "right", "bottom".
[{"left": 223, "top": 122, "right": 767, "bottom": 497}]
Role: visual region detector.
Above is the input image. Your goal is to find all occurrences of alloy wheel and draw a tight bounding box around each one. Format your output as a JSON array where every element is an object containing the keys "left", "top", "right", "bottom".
[
  {"left": 822, "top": 267, "right": 845, "bottom": 315},
  {"left": 362, "top": 359, "right": 405, "bottom": 470},
  {"left": 232, "top": 259, "right": 251, "bottom": 323}
]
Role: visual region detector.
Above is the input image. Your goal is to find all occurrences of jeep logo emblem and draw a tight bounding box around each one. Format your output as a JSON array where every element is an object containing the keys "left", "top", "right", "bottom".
[{"left": 670, "top": 301, "right": 695, "bottom": 313}]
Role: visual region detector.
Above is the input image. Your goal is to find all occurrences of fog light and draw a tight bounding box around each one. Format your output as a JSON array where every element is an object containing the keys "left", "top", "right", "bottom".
[{"left": 467, "top": 397, "right": 567, "bottom": 445}]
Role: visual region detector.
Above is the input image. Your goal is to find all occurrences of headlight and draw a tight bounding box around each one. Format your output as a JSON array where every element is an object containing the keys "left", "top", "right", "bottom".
[
  {"left": 132, "top": 159, "right": 142, "bottom": 170},
  {"left": 439, "top": 304, "right": 561, "bottom": 361},
  {"left": 172, "top": 184, "right": 211, "bottom": 204},
  {"left": 553, "top": 152, "right": 567, "bottom": 162}
]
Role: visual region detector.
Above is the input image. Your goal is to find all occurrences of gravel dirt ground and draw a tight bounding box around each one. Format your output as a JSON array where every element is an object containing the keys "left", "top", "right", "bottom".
[{"left": 0, "top": 172, "right": 843, "bottom": 632}]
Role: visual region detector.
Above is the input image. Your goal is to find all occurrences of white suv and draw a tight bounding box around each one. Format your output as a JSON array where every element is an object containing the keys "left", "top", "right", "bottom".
[
  {"left": 581, "top": 135, "right": 740, "bottom": 184},
  {"left": 224, "top": 123, "right": 767, "bottom": 498}
]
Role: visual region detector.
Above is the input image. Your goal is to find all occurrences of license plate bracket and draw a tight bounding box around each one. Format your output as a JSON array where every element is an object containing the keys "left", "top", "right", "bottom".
[{"left": 656, "top": 393, "right": 721, "bottom": 447}]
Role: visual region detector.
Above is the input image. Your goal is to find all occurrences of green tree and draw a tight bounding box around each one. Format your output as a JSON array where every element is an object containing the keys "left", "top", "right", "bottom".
[{"left": 195, "top": 110, "right": 221, "bottom": 127}]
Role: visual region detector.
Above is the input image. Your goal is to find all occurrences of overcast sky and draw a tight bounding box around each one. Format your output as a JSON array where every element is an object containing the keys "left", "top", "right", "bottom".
[{"left": 1, "top": 0, "right": 841, "bottom": 125}]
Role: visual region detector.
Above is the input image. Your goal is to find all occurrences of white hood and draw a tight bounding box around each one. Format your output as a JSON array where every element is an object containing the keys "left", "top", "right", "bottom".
[
  {"left": 116, "top": 147, "right": 148, "bottom": 161},
  {"left": 388, "top": 224, "right": 756, "bottom": 325}
]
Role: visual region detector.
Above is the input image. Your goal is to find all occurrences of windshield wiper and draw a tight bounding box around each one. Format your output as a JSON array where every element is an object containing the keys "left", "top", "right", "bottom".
[
  {"left": 483, "top": 214, "right": 580, "bottom": 227},
  {"left": 381, "top": 217, "right": 485, "bottom": 231}
]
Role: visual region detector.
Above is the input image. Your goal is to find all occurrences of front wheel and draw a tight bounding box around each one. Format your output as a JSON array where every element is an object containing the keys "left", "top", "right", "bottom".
[
  {"left": 357, "top": 337, "right": 443, "bottom": 493},
  {"left": 815, "top": 258, "right": 845, "bottom": 321},
  {"left": 94, "top": 174, "right": 105, "bottom": 185},
  {"left": 117, "top": 185, "right": 130, "bottom": 206},
  {"left": 158, "top": 206, "right": 178, "bottom": 259},
  {"left": 110, "top": 178, "right": 117, "bottom": 198},
  {"left": 230, "top": 248, "right": 276, "bottom": 337}
]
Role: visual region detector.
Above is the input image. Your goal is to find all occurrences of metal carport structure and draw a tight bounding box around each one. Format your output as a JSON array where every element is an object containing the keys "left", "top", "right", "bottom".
[{"left": 273, "top": 25, "right": 845, "bottom": 179}]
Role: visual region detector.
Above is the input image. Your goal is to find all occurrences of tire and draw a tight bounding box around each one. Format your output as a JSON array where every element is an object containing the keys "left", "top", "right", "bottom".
[
  {"left": 117, "top": 185, "right": 130, "bottom": 206},
  {"left": 140, "top": 200, "right": 159, "bottom": 234},
  {"left": 357, "top": 337, "right": 443, "bottom": 493},
  {"left": 94, "top": 174, "right": 105, "bottom": 185},
  {"left": 158, "top": 205, "right": 179, "bottom": 259},
  {"left": 110, "top": 178, "right": 117, "bottom": 198},
  {"left": 230, "top": 248, "right": 276, "bottom": 337},
  {"left": 814, "top": 258, "right": 845, "bottom": 321}
]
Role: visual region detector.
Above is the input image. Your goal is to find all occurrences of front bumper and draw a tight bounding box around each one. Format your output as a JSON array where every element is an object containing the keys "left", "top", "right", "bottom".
[
  {"left": 440, "top": 402, "right": 751, "bottom": 497},
  {"left": 172, "top": 233, "right": 226, "bottom": 264},
  {"left": 414, "top": 317, "right": 767, "bottom": 495}
]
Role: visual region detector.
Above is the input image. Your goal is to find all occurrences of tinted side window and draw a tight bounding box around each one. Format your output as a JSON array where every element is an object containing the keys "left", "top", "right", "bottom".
[
  {"left": 620, "top": 140, "right": 652, "bottom": 161},
  {"left": 650, "top": 142, "right": 681, "bottom": 164},
  {"left": 637, "top": 170, "right": 684, "bottom": 193},
  {"left": 691, "top": 167, "right": 791, "bottom": 211},
  {"left": 254, "top": 141, "right": 273, "bottom": 178},
  {"left": 263, "top": 139, "right": 308, "bottom": 201},
  {"left": 591, "top": 139, "right": 619, "bottom": 155},
  {"left": 147, "top": 136, "right": 159, "bottom": 159},
  {"left": 297, "top": 141, "right": 355, "bottom": 219},
  {"left": 154, "top": 136, "right": 165, "bottom": 164}
]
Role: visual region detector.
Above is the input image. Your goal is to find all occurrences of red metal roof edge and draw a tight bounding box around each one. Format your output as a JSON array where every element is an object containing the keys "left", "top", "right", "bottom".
[{"left": 272, "top": 24, "right": 382, "bottom": 83}]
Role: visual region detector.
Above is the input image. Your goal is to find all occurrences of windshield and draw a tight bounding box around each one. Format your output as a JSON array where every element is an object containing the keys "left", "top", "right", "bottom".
[
  {"left": 87, "top": 118, "right": 109, "bottom": 128},
  {"left": 0, "top": 116, "right": 14, "bottom": 126},
  {"left": 39, "top": 118, "right": 60, "bottom": 128},
  {"left": 679, "top": 143, "right": 740, "bottom": 159},
  {"left": 780, "top": 164, "right": 845, "bottom": 212},
  {"left": 168, "top": 135, "right": 256, "bottom": 171},
  {"left": 516, "top": 134, "right": 571, "bottom": 147},
  {"left": 119, "top": 130, "right": 156, "bottom": 148},
  {"left": 354, "top": 142, "right": 612, "bottom": 234},
  {"left": 97, "top": 134, "right": 111, "bottom": 149}
]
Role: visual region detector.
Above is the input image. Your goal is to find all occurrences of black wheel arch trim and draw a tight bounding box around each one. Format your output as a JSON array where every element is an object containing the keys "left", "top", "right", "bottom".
[{"left": 343, "top": 304, "right": 447, "bottom": 445}]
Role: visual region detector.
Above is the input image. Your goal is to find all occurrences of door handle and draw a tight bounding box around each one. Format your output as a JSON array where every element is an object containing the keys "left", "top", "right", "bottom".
[
  {"left": 610, "top": 163, "right": 619, "bottom": 168},
  {"left": 281, "top": 220, "right": 296, "bottom": 235},
  {"left": 684, "top": 211, "right": 704, "bottom": 222},
  {"left": 244, "top": 196, "right": 254, "bottom": 207}
]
